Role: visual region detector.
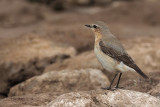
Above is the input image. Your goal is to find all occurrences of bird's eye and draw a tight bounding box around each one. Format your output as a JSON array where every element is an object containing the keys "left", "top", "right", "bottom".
[{"left": 93, "top": 25, "right": 98, "bottom": 28}]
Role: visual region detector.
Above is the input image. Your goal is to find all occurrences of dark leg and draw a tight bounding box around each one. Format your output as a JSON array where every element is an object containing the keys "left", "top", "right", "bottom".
[
  {"left": 116, "top": 73, "right": 122, "bottom": 88},
  {"left": 103, "top": 73, "right": 118, "bottom": 90}
]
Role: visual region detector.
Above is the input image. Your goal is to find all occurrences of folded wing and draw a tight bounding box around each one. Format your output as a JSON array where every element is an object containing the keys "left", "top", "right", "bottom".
[{"left": 99, "top": 40, "right": 149, "bottom": 79}]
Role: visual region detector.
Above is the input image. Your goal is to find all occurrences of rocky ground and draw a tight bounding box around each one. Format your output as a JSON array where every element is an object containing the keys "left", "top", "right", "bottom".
[{"left": 0, "top": 0, "right": 160, "bottom": 107}]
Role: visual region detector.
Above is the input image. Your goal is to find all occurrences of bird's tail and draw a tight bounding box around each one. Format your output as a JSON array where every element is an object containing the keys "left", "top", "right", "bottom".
[
  {"left": 129, "top": 63, "right": 149, "bottom": 79},
  {"left": 134, "top": 65, "right": 149, "bottom": 79},
  {"left": 139, "top": 71, "right": 149, "bottom": 79}
]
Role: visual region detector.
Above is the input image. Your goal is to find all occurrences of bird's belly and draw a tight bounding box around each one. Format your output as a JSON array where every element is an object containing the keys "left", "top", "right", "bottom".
[{"left": 94, "top": 46, "right": 117, "bottom": 72}]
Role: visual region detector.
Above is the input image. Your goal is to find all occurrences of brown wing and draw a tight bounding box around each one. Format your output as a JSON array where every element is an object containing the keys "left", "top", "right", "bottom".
[{"left": 99, "top": 40, "right": 149, "bottom": 79}]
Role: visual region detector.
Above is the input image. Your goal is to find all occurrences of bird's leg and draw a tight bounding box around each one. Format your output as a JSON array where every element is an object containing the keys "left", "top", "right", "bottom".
[
  {"left": 102, "top": 73, "right": 118, "bottom": 90},
  {"left": 115, "top": 73, "right": 122, "bottom": 88}
]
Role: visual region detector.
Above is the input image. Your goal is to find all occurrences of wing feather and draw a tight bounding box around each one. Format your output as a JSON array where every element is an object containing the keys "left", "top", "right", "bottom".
[{"left": 99, "top": 40, "right": 149, "bottom": 79}]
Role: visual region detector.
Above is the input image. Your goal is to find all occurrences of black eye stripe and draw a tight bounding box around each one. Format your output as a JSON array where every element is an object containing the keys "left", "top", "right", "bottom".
[{"left": 93, "top": 25, "right": 97, "bottom": 28}]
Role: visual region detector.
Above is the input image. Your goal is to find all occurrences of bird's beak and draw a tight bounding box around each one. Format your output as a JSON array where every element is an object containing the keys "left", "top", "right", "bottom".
[{"left": 85, "top": 24, "right": 92, "bottom": 28}]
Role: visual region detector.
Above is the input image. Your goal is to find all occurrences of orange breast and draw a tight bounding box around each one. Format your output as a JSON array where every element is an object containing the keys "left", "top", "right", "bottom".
[{"left": 95, "top": 31, "right": 102, "bottom": 44}]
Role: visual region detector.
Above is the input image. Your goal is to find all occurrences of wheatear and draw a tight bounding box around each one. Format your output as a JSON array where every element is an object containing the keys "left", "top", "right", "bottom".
[{"left": 85, "top": 21, "right": 149, "bottom": 90}]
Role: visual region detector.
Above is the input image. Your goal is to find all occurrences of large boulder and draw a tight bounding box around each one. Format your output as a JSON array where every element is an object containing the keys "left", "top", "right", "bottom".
[
  {"left": 0, "top": 34, "right": 76, "bottom": 97},
  {"left": 1, "top": 89, "right": 160, "bottom": 107},
  {"left": 47, "top": 89, "right": 160, "bottom": 107},
  {"left": 9, "top": 69, "right": 110, "bottom": 97}
]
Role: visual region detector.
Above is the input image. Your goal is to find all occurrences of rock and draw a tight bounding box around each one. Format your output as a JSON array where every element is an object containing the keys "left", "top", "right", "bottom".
[
  {"left": 0, "top": 92, "right": 59, "bottom": 107},
  {"left": 0, "top": 95, "right": 6, "bottom": 100},
  {"left": 9, "top": 69, "right": 110, "bottom": 97},
  {"left": 46, "top": 89, "right": 160, "bottom": 107},
  {"left": 1, "top": 89, "right": 160, "bottom": 107},
  {"left": 148, "top": 83, "right": 160, "bottom": 99},
  {"left": 0, "top": 34, "right": 76, "bottom": 97},
  {"left": 45, "top": 51, "right": 102, "bottom": 72}
]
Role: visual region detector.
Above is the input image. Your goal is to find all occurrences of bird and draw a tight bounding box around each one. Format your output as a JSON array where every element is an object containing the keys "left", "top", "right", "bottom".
[{"left": 85, "top": 21, "right": 149, "bottom": 90}]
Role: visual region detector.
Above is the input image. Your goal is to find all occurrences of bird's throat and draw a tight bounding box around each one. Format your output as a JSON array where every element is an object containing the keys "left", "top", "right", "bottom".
[{"left": 95, "top": 31, "right": 102, "bottom": 44}]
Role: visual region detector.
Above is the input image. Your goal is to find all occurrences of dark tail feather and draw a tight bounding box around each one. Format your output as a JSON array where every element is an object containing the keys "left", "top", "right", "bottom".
[
  {"left": 137, "top": 70, "right": 149, "bottom": 79},
  {"left": 134, "top": 65, "right": 149, "bottom": 79}
]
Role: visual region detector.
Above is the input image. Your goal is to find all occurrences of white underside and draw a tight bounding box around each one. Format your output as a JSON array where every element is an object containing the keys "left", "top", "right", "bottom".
[{"left": 94, "top": 45, "right": 136, "bottom": 73}]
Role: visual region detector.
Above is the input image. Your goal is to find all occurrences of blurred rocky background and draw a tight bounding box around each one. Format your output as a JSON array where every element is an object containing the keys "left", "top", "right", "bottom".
[{"left": 0, "top": 0, "right": 160, "bottom": 106}]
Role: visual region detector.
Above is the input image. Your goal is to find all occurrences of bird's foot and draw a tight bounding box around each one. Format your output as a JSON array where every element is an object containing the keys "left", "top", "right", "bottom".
[
  {"left": 101, "top": 87, "right": 111, "bottom": 90},
  {"left": 102, "top": 86, "right": 124, "bottom": 91},
  {"left": 114, "top": 86, "right": 124, "bottom": 89},
  {"left": 101, "top": 87, "right": 117, "bottom": 91}
]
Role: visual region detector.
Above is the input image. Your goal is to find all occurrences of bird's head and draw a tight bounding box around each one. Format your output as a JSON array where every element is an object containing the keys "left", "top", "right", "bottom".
[
  {"left": 85, "top": 21, "right": 109, "bottom": 34},
  {"left": 85, "top": 24, "right": 100, "bottom": 32}
]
